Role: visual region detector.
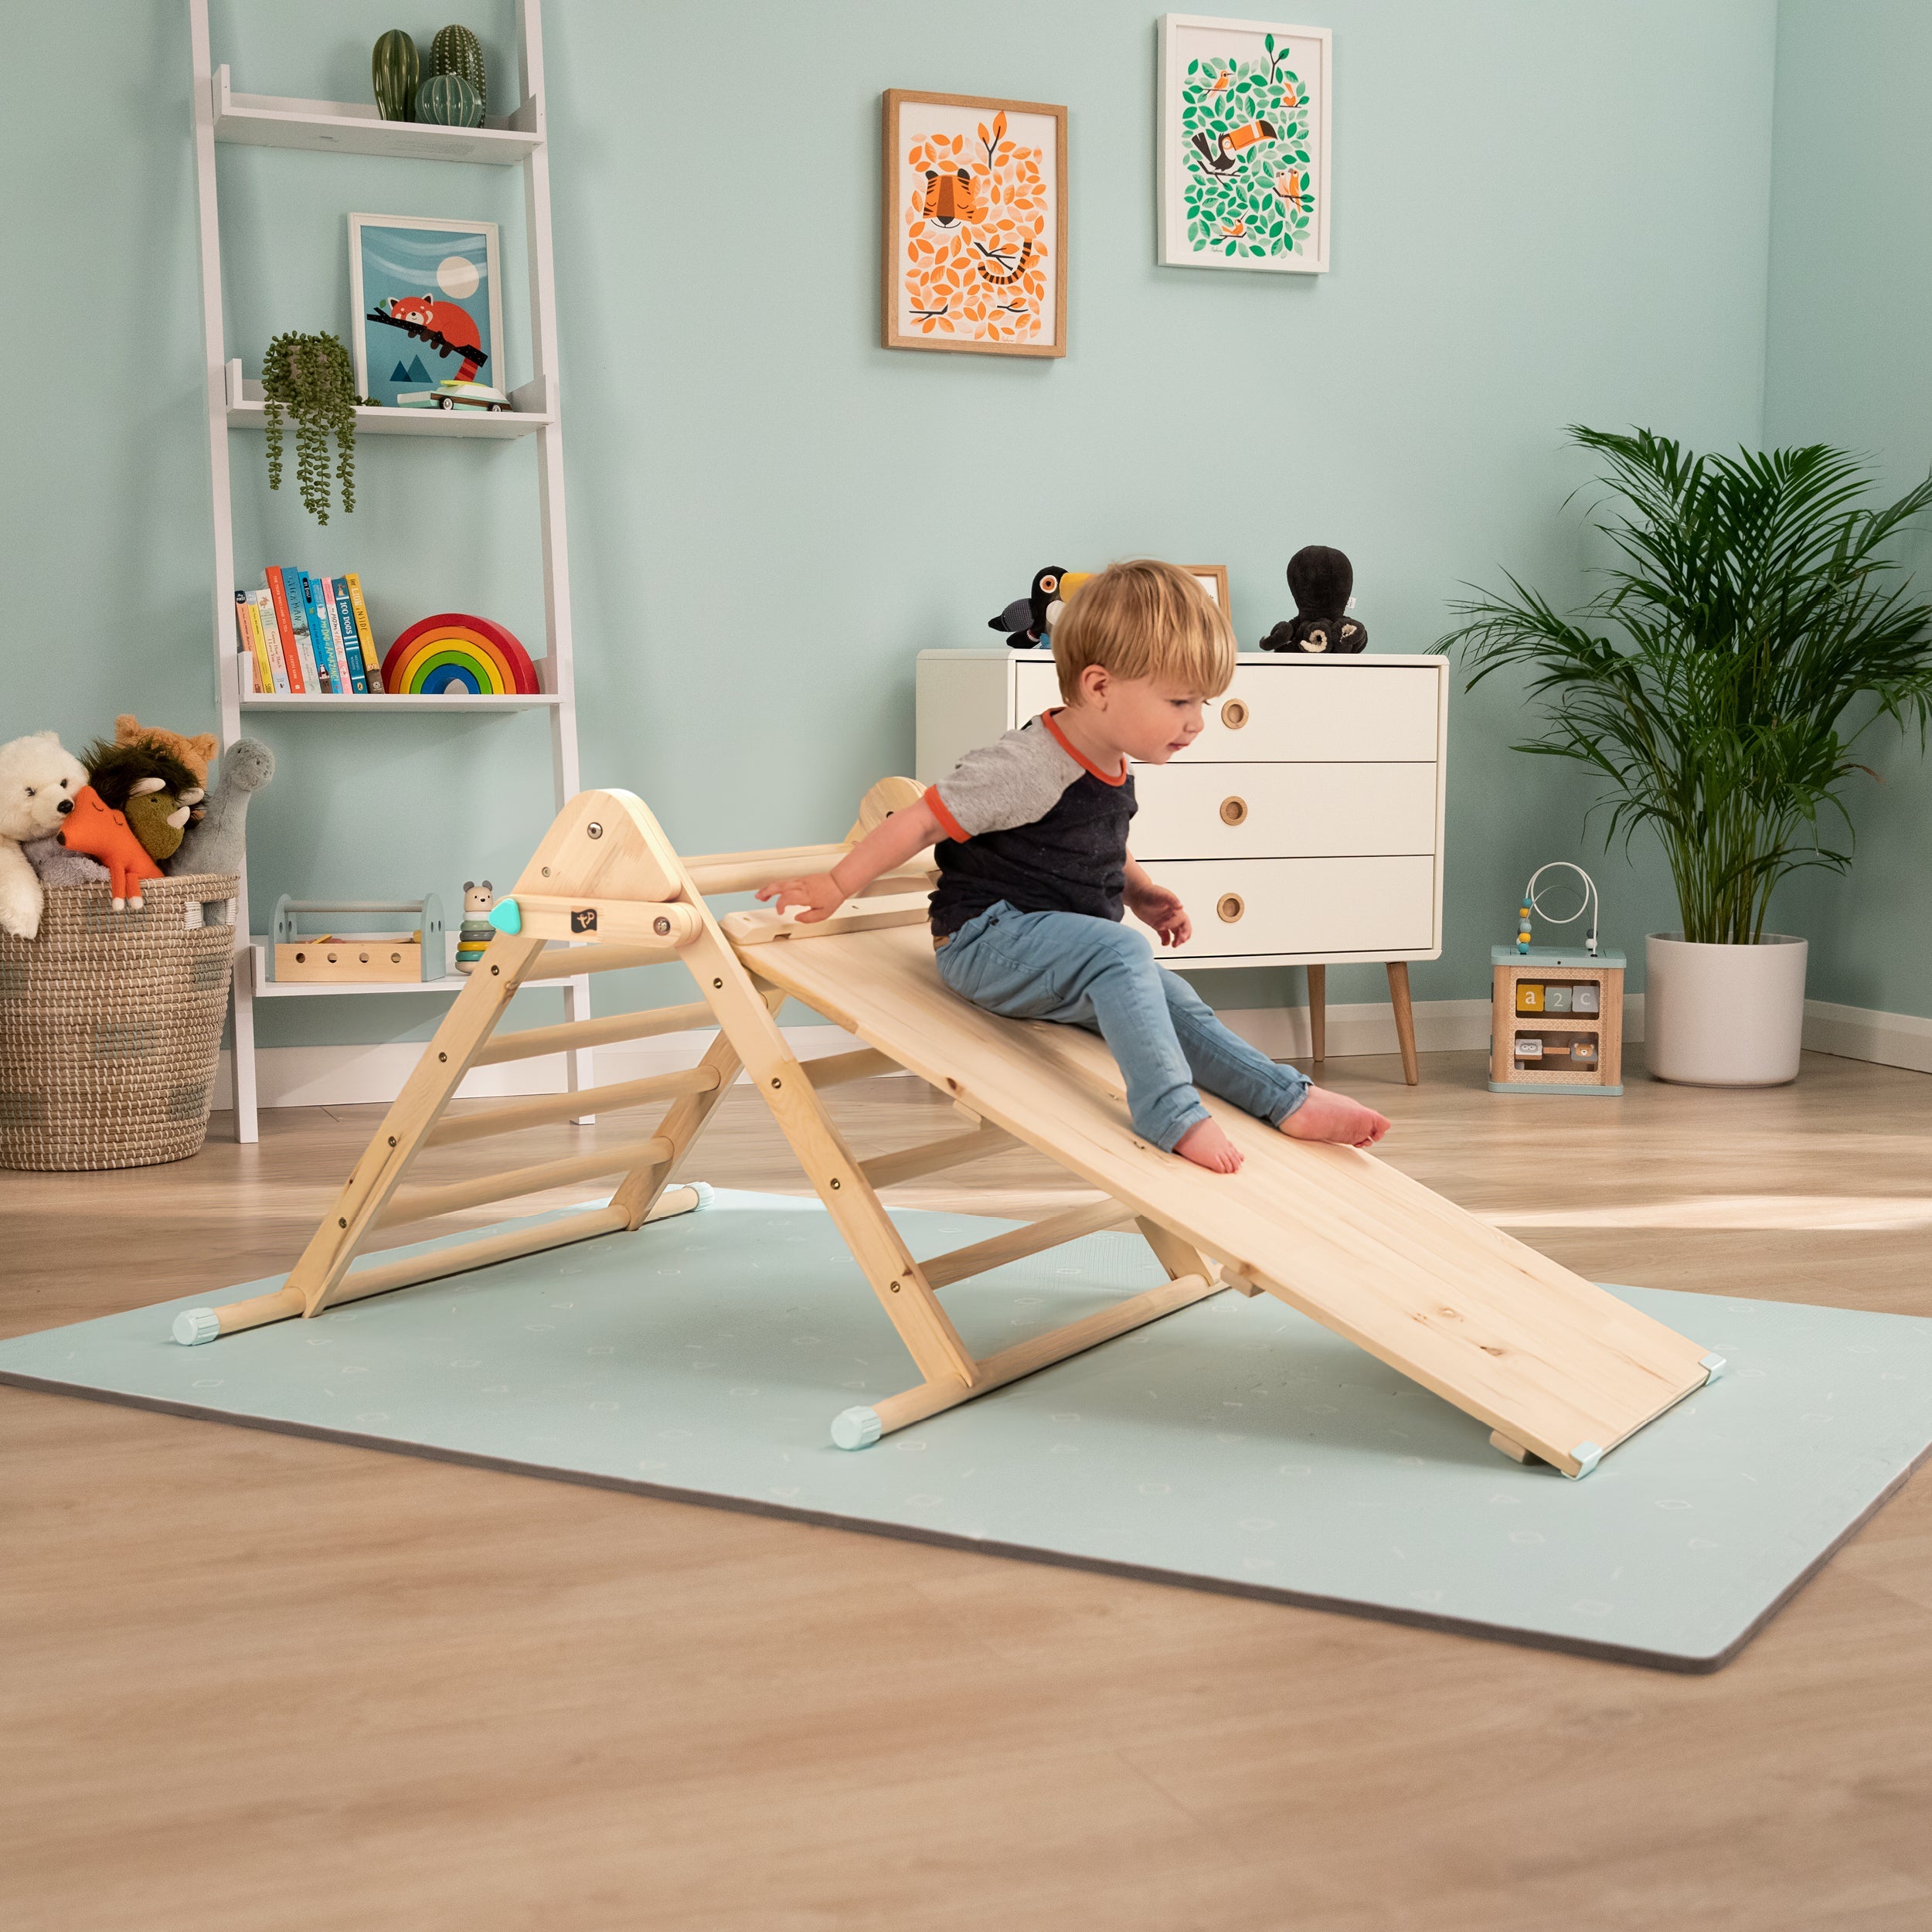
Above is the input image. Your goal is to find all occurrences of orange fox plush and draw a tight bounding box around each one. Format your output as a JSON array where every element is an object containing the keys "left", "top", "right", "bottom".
[{"left": 62, "top": 784, "right": 164, "bottom": 910}]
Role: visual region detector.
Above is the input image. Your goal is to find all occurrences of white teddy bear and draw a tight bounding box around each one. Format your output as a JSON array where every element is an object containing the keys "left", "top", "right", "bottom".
[{"left": 0, "top": 731, "right": 90, "bottom": 939}]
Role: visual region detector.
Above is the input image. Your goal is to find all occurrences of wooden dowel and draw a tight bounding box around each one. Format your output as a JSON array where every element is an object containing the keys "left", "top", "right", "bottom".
[
  {"left": 177, "top": 1185, "right": 705, "bottom": 1345},
  {"left": 920, "top": 1199, "right": 1133, "bottom": 1290},
  {"left": 471, "top": 999, "right": 716, "bottom": 1067},
  {"left": 858, "top": 1123, "right": 1016, "bottom": 1192},
  {"left": 377, "top": 1135, "right": 672, "bottom": 1228},
  {"left": 869, "top": 1272, "right": 1222, "bottom": 1435},
  {"left": 426, "top": 1066, "right": 719, "bottom": 1148},
  {"left": 520, "top": 942, "right": 680, "bottom": 981},
  {"left": 802, "top": 1047, "right": 902, "bottom": 1090},
  {"left": 685, "top": 844, "right": 851, "bottom": 895}
]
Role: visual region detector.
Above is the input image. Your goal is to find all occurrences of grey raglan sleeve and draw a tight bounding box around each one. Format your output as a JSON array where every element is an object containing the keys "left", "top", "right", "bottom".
[{"left": 925, "top": 723, "right": 1079, "bottom": 841}]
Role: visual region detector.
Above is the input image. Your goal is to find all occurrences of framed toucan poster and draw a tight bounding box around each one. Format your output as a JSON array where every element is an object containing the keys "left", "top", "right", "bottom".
[
  {"left": 881, "top": 89, "right": 1068, "bottom": 358},
  {"left": 1157, "top": 15, "right": 1332, "bottom": 274}
]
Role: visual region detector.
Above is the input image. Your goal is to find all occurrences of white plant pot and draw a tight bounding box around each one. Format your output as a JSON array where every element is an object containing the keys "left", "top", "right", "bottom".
[{"left": 1644, "top": 933, "right": 1808, "bottom": 1087}]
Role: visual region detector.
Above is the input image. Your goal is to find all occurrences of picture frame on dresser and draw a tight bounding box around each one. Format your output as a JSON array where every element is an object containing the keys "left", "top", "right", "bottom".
[{"left": 916, "top": 648, "right": 1447, "bottom": 1082}]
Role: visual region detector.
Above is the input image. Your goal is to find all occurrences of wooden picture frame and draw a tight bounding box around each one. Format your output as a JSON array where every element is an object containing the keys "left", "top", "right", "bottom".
[
  {"left": 1185, "top": 564, "right": 1231, "bottom": 611},
  {"left": 882, "top": 89, "right": 1067, "bottom": 358},
  {"left": 1157, "top": 15, "right": 1332, "bottom": 274}
]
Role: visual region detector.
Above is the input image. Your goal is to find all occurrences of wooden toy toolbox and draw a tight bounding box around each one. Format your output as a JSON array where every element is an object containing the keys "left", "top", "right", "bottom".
[{"left": 265, "top": 894, "right": 447, "bottom": 984}]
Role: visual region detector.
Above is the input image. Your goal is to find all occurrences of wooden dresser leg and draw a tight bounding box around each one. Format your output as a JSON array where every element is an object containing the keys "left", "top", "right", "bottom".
[
  {"left": 1386, "top": 960, "right": 1418, "bottom": 1086},
  {"left": 1307, "top": 964, "right": 1326, "bottom": 1062}
]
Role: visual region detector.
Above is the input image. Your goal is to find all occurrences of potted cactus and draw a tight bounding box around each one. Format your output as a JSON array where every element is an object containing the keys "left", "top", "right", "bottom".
[{"left": 1443, "top": 426, "right": 1932, "bottom": 1086}]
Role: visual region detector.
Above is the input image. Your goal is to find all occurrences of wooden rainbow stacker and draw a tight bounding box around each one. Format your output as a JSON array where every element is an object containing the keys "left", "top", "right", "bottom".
[{"left": 173, "top": 783, "right": 1723, "bottom": 1478}]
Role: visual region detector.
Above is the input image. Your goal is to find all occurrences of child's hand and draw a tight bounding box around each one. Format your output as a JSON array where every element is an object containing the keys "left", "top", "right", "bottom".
[
  {"left": 1127, "top": 879, "right": 1191, "bottom": 947},
  {"left": 756, "top": 871, "right": 846, "bottom": 923}
]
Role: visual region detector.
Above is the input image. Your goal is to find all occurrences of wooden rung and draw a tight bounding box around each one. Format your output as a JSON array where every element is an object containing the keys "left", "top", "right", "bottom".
[
  {"left": 519, "top": 942, "right": 682, "bottom": 981},
  {"left": 803, "top": 1047, "right": 903, "bottom": 1090},
  {"left": 859, "top": 1123, "right": 1016, "bottom": 1191},
  {"left": 724, "top": 893, "right": 932, "bottom": 949},
  {"left": 685, "top": 843, "right": 850, "bottom": 895},
  {"left": 426, "top": 1066, "right": 720, "bottom": 1148},
  {"left": 499, "top": 893, "right": 702, "bottom": 949},
  {"left": 1490, "top": 1429, "right": 1537, "bottom": 1464},
  {"left": 471, "top": 999, "right": 716, "bottom": 1067},
  {"left": 378, "top": 1135, "right": 672, "bottom": 1228},
  {"left": 865, "top": 1271, "right": 1224, "bottom": 1437},
  {"left": 920, "top": 1199, "right": 1133, "bottom": 1290}
]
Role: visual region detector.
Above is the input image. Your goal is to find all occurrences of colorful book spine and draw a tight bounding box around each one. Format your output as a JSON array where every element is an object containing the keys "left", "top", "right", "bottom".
[
  {"left": 291, "top": 569, "right": 335, "bottom": 692},
  {"left": 345, "top": 573, "right": 384, "bottom": 692},
  {"left": 328, "top": 577, "right": 370, "bottom": 692},
  {"left": 253, "top": 590, "right": 289, "bottom": 693},
  {"left": 234, "top": 591, "right": 261, "bottom": 693},
  {"left": 263, "top": 567, "right": 306, "bottom": 694},
  {"left": 240, "top": 593, "right": 273, "bottom": 694},
  {"left": 306, "top": 573, "right": 351, "bottom": 695},
  {"left": 279, "top": 566, "right": 328, "bottom": 692}
]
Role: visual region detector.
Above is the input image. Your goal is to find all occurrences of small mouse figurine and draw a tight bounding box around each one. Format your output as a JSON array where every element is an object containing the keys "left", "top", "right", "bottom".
[
  {"left": 456, "top": 879, "right": 495, "bottom": 973},
  {"left": 1260, "top": 545, "right": 1369, "bottom": 654}
]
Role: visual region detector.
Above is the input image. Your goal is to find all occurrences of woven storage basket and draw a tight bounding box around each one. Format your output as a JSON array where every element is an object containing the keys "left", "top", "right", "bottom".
[{"left": 0, "top": 872, "right": 238, "bottom": 1171}]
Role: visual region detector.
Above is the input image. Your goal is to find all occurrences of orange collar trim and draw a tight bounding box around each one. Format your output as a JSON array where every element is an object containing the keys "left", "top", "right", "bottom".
[{"left": 1040, "top": 708, "right": 1128, "bottom": 786}]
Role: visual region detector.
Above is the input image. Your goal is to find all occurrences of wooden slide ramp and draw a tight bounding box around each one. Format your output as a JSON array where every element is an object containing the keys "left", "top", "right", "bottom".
[
  {"left": 740, "top": 919, "right": 1717, "bottom": 1477},
  {"left": 172, "top": 783, "right": 1715, "bottom": 1479}
]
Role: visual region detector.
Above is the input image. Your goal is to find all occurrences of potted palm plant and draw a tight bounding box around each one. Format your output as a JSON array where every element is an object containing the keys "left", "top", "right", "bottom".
[{"left": 1442, "top": 427, "right": 1932, "bottom": 1086}]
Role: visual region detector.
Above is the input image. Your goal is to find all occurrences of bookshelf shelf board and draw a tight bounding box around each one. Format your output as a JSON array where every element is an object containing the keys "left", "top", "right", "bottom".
[
  {"left": 211, "top": 73, "right": 541, "bottom": 165},
  {"left": 240, "top": 692, "right": 563, "bottom": 713},
  {"left": 226, "top": 400, "right": 551, "bottom": 440}
]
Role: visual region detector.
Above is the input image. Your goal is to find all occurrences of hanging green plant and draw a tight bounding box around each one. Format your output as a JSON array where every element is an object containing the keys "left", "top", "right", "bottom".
[{"left": 260, "top": 330, "right": 357, "bottom": 525}]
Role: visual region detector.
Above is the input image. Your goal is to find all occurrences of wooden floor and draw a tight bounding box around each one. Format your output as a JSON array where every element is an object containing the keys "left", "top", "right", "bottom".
[{"left": 5, "top": 1046, "right": 1931, "bottom": 1930}]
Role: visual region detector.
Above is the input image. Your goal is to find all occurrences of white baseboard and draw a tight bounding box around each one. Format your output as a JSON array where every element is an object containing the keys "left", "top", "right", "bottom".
[
  {"left": 212, "top": 995, "right": 1663, "bottom": 1113},
  {"left": 1802, "top": 998, "right": 1932, "bottom": 1076}
]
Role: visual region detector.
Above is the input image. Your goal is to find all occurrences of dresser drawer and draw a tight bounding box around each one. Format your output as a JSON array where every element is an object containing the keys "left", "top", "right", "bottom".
[
  {"left": 1012, "top": 657, "right": 1442, "bottom": 762},
  {"left": 1130, "top": 761, "right": 1437, "bottom": 860},
  {"left": 1131, "top": 856, "right": 1437, "bottom": 961}
]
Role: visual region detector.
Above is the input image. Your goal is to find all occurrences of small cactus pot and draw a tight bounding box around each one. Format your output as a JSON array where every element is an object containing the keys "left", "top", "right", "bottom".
[
  {"left": 416, "top": 72, "right": 483, "bottom": 128},
  {"left": 430, "top": 24, "right": 487, "bottom": 114},
  {"left": 371, "top": 29, "right": 420, "bottom": 122}
]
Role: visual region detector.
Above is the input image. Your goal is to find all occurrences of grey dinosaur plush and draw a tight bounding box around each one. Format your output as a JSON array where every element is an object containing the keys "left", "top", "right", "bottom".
[
  {"left": 168, "top": 738, "right": 274, "bottom": 876},
  {"left": 21, "top": 832, "right": 108, "bottom": 886}
]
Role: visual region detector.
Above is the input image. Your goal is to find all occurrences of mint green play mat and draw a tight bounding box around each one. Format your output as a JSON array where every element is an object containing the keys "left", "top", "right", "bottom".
[{"left": 4, "top": 1189, "right": 1927, "bottom": 1671}]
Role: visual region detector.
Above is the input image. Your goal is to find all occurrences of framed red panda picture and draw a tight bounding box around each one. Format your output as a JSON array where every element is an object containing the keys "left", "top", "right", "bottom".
[
  {"left": 349, "top": 213, "right": 505, "bottom": 409},
  {"left": 881, "top": 89, "right": 1067, "bottom": 358}
]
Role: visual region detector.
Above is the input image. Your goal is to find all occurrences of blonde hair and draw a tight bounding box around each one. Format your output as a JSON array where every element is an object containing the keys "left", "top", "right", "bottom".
[{"left": 1053, "top": 559, "right": 1236, "bottom": 705}]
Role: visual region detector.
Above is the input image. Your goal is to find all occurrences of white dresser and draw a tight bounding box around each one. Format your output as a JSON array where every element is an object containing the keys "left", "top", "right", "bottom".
[{"left": 914, "top": 648, "right": 1449, "bottom": 1077}]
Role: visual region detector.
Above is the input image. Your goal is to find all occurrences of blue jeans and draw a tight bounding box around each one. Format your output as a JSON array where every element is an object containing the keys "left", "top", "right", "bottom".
[{"left": 934, "top": 901, "right": 1310, "bottom": 1151}]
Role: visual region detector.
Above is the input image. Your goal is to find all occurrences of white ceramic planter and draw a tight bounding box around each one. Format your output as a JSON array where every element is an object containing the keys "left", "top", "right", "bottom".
[{"left": 1644, "top": 933, "right": 1808, "bottom": 1087}]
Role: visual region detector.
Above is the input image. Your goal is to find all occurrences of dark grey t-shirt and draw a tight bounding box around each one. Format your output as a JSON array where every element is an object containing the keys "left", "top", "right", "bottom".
[{"left": 924, "top": 710, "right": 1136, "bottom": 937}]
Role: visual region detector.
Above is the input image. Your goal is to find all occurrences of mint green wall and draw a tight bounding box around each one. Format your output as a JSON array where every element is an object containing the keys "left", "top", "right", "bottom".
[
  {"left": 1763, "top": 0, "right": 1932, "bottom": 1022},
  {"left": 3, "top": 1, "right": 1781, "bottom": 1053}
]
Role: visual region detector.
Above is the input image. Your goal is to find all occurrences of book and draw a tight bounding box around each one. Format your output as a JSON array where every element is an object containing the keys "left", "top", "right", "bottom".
[
  {"left": 327, "top": 576, "right": 370, "bottom": 692},
  {"left": 238, "top": 590, "right": 277, "bottom": 694},
  {"left": 345, "top": 573, "right": 384, "bottom": 692},
  {"left": 304, "top": 573, "right": 351, "bottom": 695},
  {"left": 277, "top": 565, "right": 328, "bottom": 692},
  {"left": 252, "top": 590, "right": 289, "bottom": 693},
  {"left": 262, "top": 566, "right": 306, "bottom": 694},
  {"left": 235, "top": 591, "right": 261, "bottom": 693}
]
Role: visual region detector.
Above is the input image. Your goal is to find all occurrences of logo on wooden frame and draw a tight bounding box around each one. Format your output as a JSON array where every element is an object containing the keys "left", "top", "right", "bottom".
[{"left": 882, "top": 89, "right": 1067, "bottom": 358}]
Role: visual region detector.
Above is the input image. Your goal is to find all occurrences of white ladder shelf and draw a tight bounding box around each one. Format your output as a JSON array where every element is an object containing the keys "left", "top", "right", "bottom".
[{"left": 186, "top": 0, "right": 591, "bottom": 1142}]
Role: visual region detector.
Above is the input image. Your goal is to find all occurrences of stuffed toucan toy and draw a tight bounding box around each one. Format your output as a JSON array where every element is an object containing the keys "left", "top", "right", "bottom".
[{"left": 988, "top": 565, "right": 1069, "bottom": 649}]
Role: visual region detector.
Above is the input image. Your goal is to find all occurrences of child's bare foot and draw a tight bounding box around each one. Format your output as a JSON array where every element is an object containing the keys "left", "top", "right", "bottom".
[
  {"left": 1280, "top": 1085, "right": 1389, "bottom": 1149},
  {"left": 1174, "top": 1117, "right": 1243, "bottom": 1172}
]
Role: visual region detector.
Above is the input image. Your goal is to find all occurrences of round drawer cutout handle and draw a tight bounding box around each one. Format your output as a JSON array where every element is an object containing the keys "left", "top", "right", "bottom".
[
  {"left": 1216, "top": 893, "right": 1245, "bottom": 924},
  {"left": 1220, "top": 699, "right": 1250, "bottom": 730},
  {"left": 1219, "top": 795, "right": 1248, "bottom": 826}
]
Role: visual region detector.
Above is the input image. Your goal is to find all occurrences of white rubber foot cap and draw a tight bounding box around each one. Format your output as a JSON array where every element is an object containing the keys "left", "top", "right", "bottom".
[
  {"left": 690, "top": 1182, "right": 715, "bottom": 1209},
  {"left": 830, "top": 1405, "right": 882, "bottom": 1451},
  {"left": 172, "top": 1308, "right": 220, "bottom": 1347},
  {"left": 1699, "top": 1351, "right": 1727, "bottom": 1381}
]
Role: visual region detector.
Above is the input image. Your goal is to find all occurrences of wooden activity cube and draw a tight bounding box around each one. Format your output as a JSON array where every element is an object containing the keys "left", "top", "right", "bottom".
[{"left": 1488, "top": 945, "right": 1625, "bottom": 1097}]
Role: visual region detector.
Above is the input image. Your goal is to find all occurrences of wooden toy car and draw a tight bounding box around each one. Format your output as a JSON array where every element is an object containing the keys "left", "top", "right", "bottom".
[{"left": 396, "top": 380, "right": 510, "bottom": 413}]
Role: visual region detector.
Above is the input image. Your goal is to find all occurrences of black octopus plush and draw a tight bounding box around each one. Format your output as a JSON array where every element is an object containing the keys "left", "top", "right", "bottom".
[{"left": 1261, "top": 545, "right": 1368, "bottom": 654}]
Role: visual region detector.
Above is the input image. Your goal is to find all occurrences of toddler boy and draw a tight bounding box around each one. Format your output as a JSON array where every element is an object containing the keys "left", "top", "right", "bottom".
[{"left": 759, "top": 560, "right": 1389, "bottom": 1169}]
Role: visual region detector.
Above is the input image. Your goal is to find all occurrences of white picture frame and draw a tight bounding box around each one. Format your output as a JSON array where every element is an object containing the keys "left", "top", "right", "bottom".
[
  {"left": 1157, "top": 15, "right": 1332, "bottom": 274},
  {"left": 348, "top": 212, "right": 504, "bottom": 406}
]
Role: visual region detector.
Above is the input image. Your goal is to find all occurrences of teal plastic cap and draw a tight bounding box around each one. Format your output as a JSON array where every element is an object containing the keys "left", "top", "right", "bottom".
[
  {"left": 1699, "top": 1351, "right": 1727, "bottom": 1381},
  {"left": 690, "top": 1182, "right": 715, "bottom": 1209},
  {"left": 1568, "top": 1440, "right": 1604, "bottom": 1478},
  {"left": 830, "top": 1405, "right": 883, "bottom": 1451},
  {"left": 172, "top": 1308, "right": 219, "bottom": 1346},
  {"left": 487, "top": 896, "right": 522, "bottom": 934}
]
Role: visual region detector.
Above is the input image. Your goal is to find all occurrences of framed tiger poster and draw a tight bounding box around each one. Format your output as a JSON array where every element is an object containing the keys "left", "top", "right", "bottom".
[
  {"left": 1157, "top": 16, "right": 1331, "bottom": 274},
  {"left": 882, "top": 89, "right": 1067, "bottom": 358}
]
